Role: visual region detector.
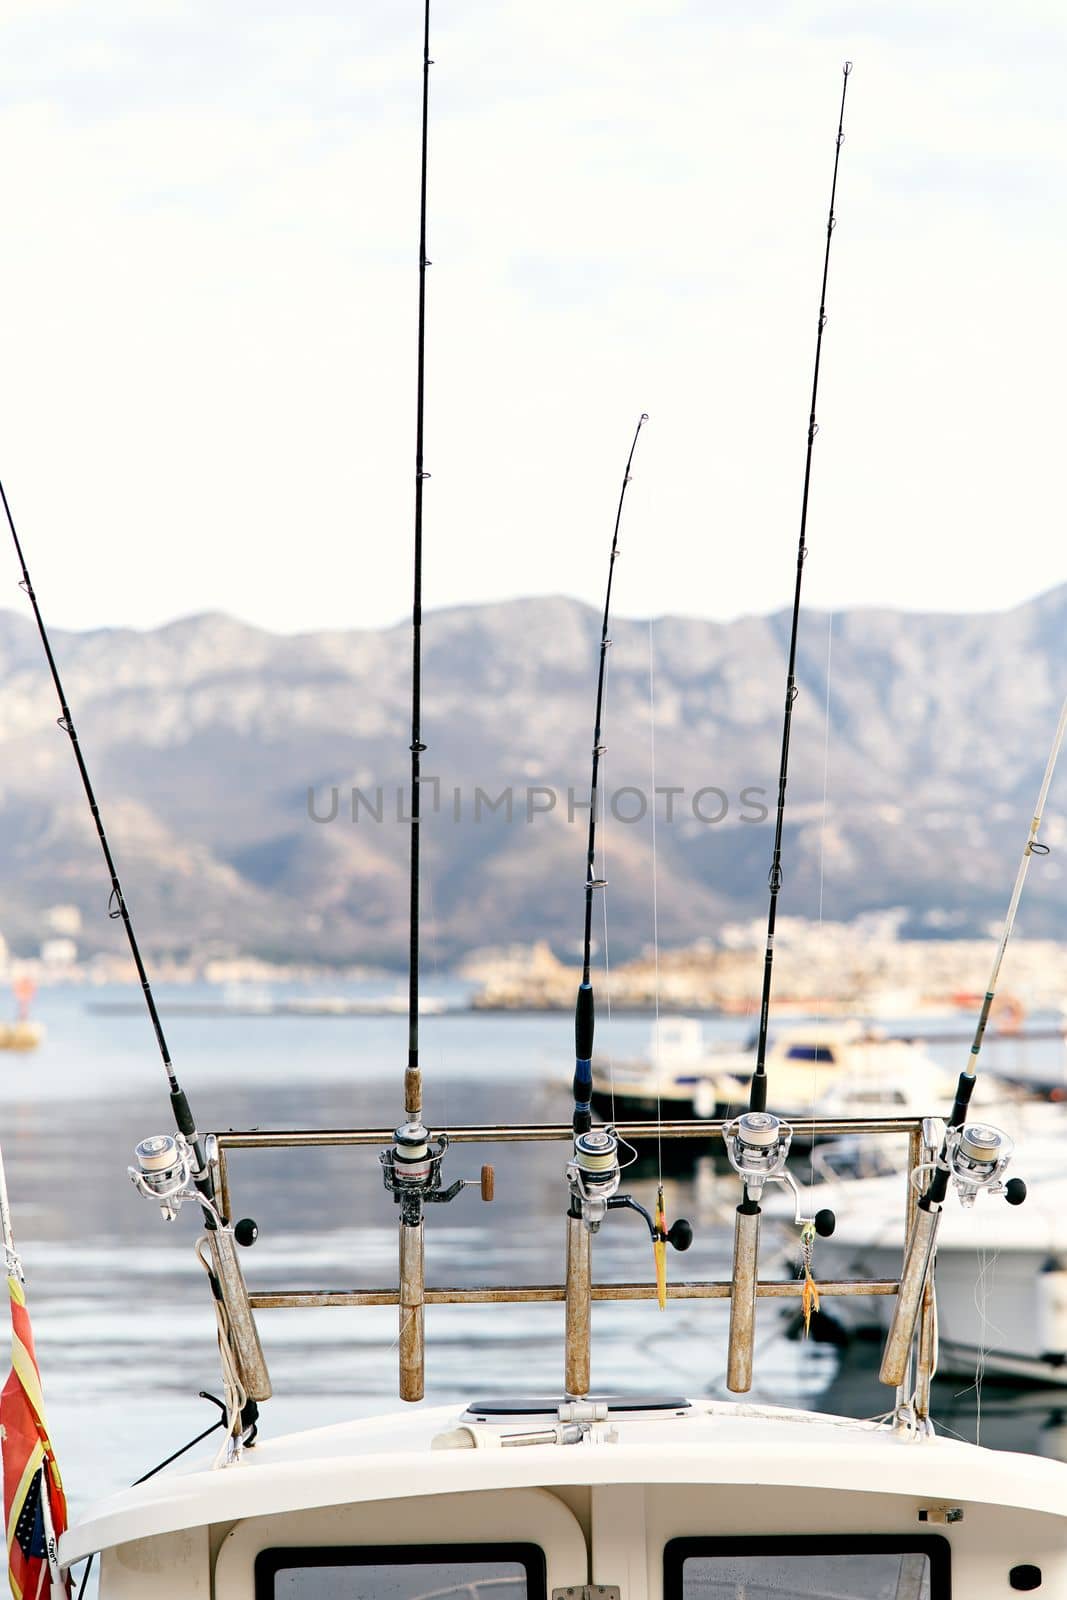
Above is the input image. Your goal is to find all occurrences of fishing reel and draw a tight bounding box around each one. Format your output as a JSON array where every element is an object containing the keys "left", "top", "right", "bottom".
[
  {"left": 722, "top": 1111, "right": 836, "bottom": 1234},
  {"left": 380, "top": 1121, "right": 494, "bottom": 1226},
  {"left": 129, "top": 1132, "right": 260, "bottom": 1240},
  {"left": 567, "top": 1127, "right": 622, "bottom": 1231},
  {"left": 940, "top": 1122, "right": 1025, "bottom": 1210},
  {"left": 129, "top": 1133, "right": 203, "bottom": 1223},
  {"left": 566, "top": 1125, "right": 693, "bottom": 1254}
]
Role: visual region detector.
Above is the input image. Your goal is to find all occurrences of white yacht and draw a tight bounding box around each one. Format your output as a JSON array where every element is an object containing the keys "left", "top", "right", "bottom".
[
  {"left": 55, "top": 1111, "right": 1067, "bottom": 1600},
  {"left": 802, "top": 1123, "right": 1067, "bottom": 1386},
  {"left": 591, "top": 1019, "right": 963, "bottom": 1137}
]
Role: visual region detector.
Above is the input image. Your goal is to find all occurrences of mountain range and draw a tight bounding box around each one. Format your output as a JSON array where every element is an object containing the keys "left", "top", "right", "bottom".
[{"left": 1, "top": 585, "right": 1065, "bottom": 965}]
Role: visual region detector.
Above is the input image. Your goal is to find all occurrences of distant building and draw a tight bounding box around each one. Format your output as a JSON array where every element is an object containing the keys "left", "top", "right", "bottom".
[
  {"left": 40, "top": 937, "right": 78, "bottom": 969},
  {"left": 46, "top": 904, "right": 83, "bottom": 936}
]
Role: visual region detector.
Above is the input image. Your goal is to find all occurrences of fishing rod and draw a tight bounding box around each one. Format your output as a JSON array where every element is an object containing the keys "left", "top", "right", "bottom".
[
  {"left": 722, "top": 64, "right": 852, "bottom": 1394},
  {"left": 378, "top": 0, "right": 492, "bottom": 1403},
  {"left": 0, "top": 479, "right": 205, "bottom": 1176},
  {"left": 749, "top": 59, "right": 852, "bottom": 1119},
  {"left": 2, "top": 480, "right": 273, "bottom": 1435},
  {"left": 880, "top": 689, "right": 1067, "bottom": 1393},
  {"left": 573, "top": 411, "right": 647, "bottom": 1138},
  {"left": 563, "top": 414, "right": 691, "bottom": 1396}
]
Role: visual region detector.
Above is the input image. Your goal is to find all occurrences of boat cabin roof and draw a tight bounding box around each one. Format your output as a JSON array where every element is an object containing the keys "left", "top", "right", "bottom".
[{"left": 62, "top": 1396, "right": 1067, "bottom": 1565}]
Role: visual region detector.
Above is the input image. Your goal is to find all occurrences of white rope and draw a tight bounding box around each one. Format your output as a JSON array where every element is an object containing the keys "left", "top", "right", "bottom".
[
  {"left": 196, "top": 1236, "right": 248, "bottom": 1468},
  {"left": 0, "top": 1143, "right": 23, "bottom": 1284}
]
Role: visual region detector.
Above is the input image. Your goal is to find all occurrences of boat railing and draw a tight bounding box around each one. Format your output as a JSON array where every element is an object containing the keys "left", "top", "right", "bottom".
[{"left": 205, "top": 1114, "right": 941, "bottom": 1425}]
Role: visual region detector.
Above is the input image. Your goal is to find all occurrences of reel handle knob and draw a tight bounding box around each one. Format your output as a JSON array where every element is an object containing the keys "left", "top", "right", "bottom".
[
  {"left": 480, "top": 1165, "right": 495, "bottom": 1202},
  {"left": 814, "top": 1208, "right": 836, "bottom": 1238},
  {"left": 1004, "top": 1178, "right": 1027, "bottom": 1206},
  {"left": 667, "top": 1217, "right": 693, "bottom": 1252},
  {"left": 234, "top": 1217, "right": 259, "bottom": 1247}
]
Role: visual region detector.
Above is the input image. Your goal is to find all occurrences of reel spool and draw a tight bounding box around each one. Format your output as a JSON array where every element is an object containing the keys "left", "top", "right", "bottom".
[
  {"left": 722, "top": 1112, "right": 792, "bottom": 1195},
  {"left": 567, "top": 1127, "right": 622, "bottom": 1230},
  {"left": 128, "top": 1133, "right": 193, "bottom": 1221},
  {"left": 946, "top": 1122, "right": 1023, "bottom": 1208},
  {"left": 380, "top": 1120, "right": 494, "bottom": 1225}
]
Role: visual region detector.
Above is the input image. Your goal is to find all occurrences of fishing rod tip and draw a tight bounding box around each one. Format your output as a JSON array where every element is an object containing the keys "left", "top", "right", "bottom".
[
  {"left": 639, "top": 412, "right": 649, "bottom": 422},
  {"left": 843, "top": 60, "right": 853, "bottom": 75}
]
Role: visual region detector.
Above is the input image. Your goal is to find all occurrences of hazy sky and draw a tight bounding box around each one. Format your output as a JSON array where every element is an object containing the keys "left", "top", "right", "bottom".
[{"left": 0, "top": 0, "right": 1064, "bottom": 635}]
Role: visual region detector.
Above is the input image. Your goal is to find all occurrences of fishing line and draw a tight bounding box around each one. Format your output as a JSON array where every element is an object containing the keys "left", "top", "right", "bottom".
[
  {"left": 599, "top": 649, "right": 617, "bottom": 1125},
  {"left": 405, "top": 0, "right": 433, "bottom": 1124},
  {"left": 0, "top": 474, "right": 211, "bottom": 1198},
  {"left": 809, "top": 610, "right": 835, "bottom": 1192},
  {"left": 572, "top": 413, "right": 648, "bottom": 1135},
  {"left": 648, "top": 618, "right": 664, "bottom": 1189},
  {"left": 75, "top": 1393, "right": 229, "bottom": 1597},
  {"left": 422, "top": 863, "right": 452, "bottom": 1137},
  {"left": 749, "top": 61, "right": 853, "bottom": 1116},
  {"left": 953, "top": 1246, "right": 1002, "bottom": 1446}
]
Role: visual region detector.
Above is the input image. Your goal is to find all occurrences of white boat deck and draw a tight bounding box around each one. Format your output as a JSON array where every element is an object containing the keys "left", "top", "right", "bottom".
[{"left": 62, "top": 1397, "right": 1067, "bottom": 1562}]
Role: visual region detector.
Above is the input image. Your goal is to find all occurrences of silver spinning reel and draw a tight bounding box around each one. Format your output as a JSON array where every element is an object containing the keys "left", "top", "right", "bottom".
[
  {"left": 943, "top": 1121, "right": 1025, "bottom": 1209},
  {"left": 722, "top": 1111, "right": 835, "bottom": 1233},
  {"left": 129, "top": 1133, "right": 202, "bottom": 1223},
  {"left": 567, "top": 1126, "right": 622, "bottom": 1231},
  {"left": 566, "top": 1124, "right": 693, "bottom": 1255}
]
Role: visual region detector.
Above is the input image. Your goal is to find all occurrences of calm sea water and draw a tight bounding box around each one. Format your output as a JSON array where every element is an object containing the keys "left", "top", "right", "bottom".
[{"left": 3, "top": 980, "right": 1067, "bottom": 1546}]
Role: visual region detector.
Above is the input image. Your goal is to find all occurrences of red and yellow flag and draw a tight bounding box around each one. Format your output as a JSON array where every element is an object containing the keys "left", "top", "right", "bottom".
[{"left": 1, "top": 1274, "right": 68, "bottom": 1598}]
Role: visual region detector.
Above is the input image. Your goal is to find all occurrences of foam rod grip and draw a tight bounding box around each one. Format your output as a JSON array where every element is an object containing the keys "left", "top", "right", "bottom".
[{"left": 575, "top": 983, "right": 595, "bottom": 1062}]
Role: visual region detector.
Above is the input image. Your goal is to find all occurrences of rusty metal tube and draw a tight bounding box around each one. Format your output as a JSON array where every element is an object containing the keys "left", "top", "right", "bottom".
[
  {"left": 880, "top": 1202, "right": 941, "bottom": 1387},
  {"left": 914, "top": 1275, "right": 938, "bottom": 1423},
  {"left": 399, "top": 1219, "right": 425, "bottom": 1402},
  {"left": 727, "top": 1203, "right": 761, "bottom": 1394},
  {"left": 565, "top": 1215, "right": 591, "bottom": 1396},
  {"left": 205, "top": 1227, "right": 272, "bottom": 1401}
]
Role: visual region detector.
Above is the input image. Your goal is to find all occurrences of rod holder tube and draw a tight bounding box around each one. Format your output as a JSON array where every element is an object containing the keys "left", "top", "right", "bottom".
[
  {"left": 914, "top": 1276, "right": 937, "bottom": 1423},
  {"left": 565, "top": 1214, "right": 591, "bottom": 1397},
  {"left": 399, "top": 1218, "right": 425, "bottom": 1402},
  {"left": 880, "top": 1202, "right": 941, "bottom": 1387},
  {"left": 727, "top": 1203, "right": 761, "bottom": 1394},
  {"left": 206, "top": 1228, "right": 272, "bottom": 1402}
]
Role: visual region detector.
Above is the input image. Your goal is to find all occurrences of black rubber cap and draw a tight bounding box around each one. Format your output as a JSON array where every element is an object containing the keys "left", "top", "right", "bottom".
[
  {"left": 1009, "top": 1564, "right": 1042, "bottom": 1591},
  {"left": 814, "top": 1208, "right": 836, "bottom": 1237},
  {"left": 1005, "top": 1178, "right": 1027, "bottom": 1206},
  {"left": 234, "top": 1217, "right": 259, "bottom": 1247},
  {"left": 668, "top": 1218, "right": 693, "bottom": 1252}
]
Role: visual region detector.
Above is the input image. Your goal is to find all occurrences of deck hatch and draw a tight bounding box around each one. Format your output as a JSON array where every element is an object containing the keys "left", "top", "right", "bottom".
[
  {"left": 254, "top": 1541, "right": 547, "bottom": 1600},
  {"left": 664, "top": 1535, "right": 950, "bottom": 1599}
]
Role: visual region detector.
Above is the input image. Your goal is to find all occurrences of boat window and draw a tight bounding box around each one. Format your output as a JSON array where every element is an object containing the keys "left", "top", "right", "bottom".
[
  {"left": 255, "top": 1543, "right": 546, "bottom": 1600},
  {"left": 784, "top": 1045, "right": 837, "bottom": 1064},
  {"left": 665, "top": 1536, "right": 949, "bottom": 1600}
]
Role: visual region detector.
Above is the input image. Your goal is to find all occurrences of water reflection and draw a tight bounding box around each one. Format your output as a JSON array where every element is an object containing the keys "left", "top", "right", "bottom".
[{"left": 3, "top": 983, "right": 1066, "bottom": 1525}]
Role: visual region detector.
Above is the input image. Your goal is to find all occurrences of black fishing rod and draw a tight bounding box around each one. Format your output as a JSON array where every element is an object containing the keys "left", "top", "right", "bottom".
[
  {"left": 378, "top": 0, "right": 493, "bottom": 1403},
  {"left": 562, "top": 414, "right": 693, "bottom": 1395},
  {"left": 572, "top": 411, "right": 648, "bottom": 1136},
  {"left": 0, "top": 478, "right": 210, "bottom": 1200},
  {"left": 405, "top": 0, "right": 432, "bottom": 1127},
  {"left": 749, "top": 60, "right": 852, "bottom": 1116}
]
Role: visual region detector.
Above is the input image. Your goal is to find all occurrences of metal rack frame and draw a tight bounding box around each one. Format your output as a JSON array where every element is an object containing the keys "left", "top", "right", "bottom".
[{"left": 206, "top": 1116, "right": 938, "bottom": 1419}]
